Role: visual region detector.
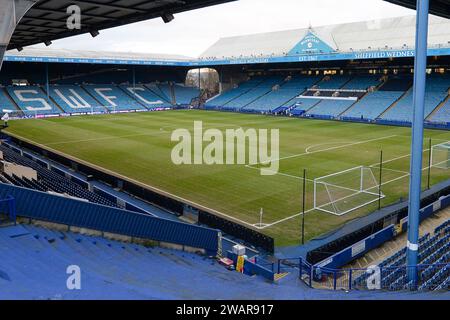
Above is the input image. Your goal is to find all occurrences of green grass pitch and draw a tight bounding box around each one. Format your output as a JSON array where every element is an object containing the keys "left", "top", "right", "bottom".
[{"left": 5, "top": 110, "right": 450, "bottom": 247}]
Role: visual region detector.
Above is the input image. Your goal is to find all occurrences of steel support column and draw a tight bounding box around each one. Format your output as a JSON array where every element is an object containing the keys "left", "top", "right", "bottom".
[
  {"left": 406, "top": 0, "right": 429, "bottom": 286},
  {"left": 0, "top": 0, "right": 37, "bottom": 70}
]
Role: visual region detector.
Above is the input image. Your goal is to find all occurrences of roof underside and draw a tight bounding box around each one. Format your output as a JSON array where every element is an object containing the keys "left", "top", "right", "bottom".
[
  {"left": 385, "top": 0, "right": 450, "bottom": 18},
  {"left": 9, "top": 0, "right": 236, "bottom": 50}
]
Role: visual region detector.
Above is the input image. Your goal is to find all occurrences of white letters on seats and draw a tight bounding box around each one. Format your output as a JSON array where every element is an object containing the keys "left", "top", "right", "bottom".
[
  {"left": 54, "top": 88, "right": 91, "bottom": 109},
  {"left": 94, "top": 88, "right": 117, "bottom": 107},
  {"left": 14, "top": 90, "right": 53, "bottom": 112},
  {"left": 126, "top": 87, "right": 163, "bottom": 105}
]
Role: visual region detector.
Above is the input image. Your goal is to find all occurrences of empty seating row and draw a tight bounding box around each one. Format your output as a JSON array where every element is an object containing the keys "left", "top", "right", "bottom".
[
  {"left": 315, "top": 75, "right": 352, "bottom": 89},
  {"left": 205, "top": 76, "right": 280, "bottom": 109},
  {"left": 120, "top": 85, "right": 172, "bottom": 108},
  {"left": 0, "top": 144, "right": 118, "bottom": 208},
  {"left": 380, "top": 75, "right": 450, "bottom": 122},
  {"left": 6, "top": 86, "right": 61, "bottom": 115},
  {"left": 306, "top": 99, "right": 355, "bottom": 117},
  {"left": 2, "top": 83, "right": 188, "bottom": 116},
  {"left": 353, "top": 220, "right": 450, "bottom": 291},
  {"left": 49, "top": 85, "right": 105, "bottom": 113},
  {"left": 243, "top": 88, "right": 301, "bottom": 112},
  {"left": 0, "top": 87, "right": 18, "bottom": 111},
  {"left": 82, "top": 84, "right": 146, "bottom": 111},
  {"left": 173, "top": 84, "right": 200, "bottom": 105},
  {"left": 429, "top": 97, "right": 450, "bottom": 123},
  {"left": 0, "top": 223, "right": 244, "bottom": 299},
  {"left": 342, "top": 91, "right": 404, "bottom": 120},
  {"left": 341, "top": 75, "right": 381, "bottom": 90}
]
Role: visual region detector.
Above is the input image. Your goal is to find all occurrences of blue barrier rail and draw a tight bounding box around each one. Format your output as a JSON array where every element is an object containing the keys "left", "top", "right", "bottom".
[
  {"left": 313, "top": 225, "right": 396, "bottom": 270},
  {"left": 0, "top": 183, "right": 219, "bottom": 254},
  {"left": 0, "top": 195, "right": 16, "bottom": 224}
]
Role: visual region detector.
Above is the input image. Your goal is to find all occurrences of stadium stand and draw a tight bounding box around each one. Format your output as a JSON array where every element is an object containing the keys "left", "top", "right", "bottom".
[
  {"left": 353, "top": 219, "right": 450, "bottom": 291},
  {"left": 144, "top": 83, "right": 173, "bottom": 104},
  {"left": 6, "top": 86, "right": 61, "bottom": 116},
  {"left": 243, "top": 75, "right": 322, "bottom": 112},
  {"left": 205, "top": 76, "right": 276, "bottom": 110},
  {"left": 342, "top": 91, "right": 405, "bottom": 120},
  {"left": 381, "top": 74, "right": 450, "bottom": 122},
  {"left": 378, "top": 76, "right": 413, "bottom": 92},
  {"left": 82, "top": 85, "right": 146, "bottom": 111},
  {"left": 157, "top": 83, "right": 175, "bottom": 105},
  {"left": 315, "top": 75, "right": 352, "bottom": 89},
  {"left": 0, "top": 223, "right": 226, "bottom": 299},
  {"left": 1, "top": 222, "right": 446, "bottom": 299},
  {"left": 430, "top": 96, "right": 450, "bottom": 123},
  {"left": 243, "top": 87, "right": 301, "bottom": 112},
  {"left": 0, "top": 87, "right": 17, "bottom": 111},
  {"left": 119, "top": 85, "right": 172, "bottom": 109},
  {"left": 222, "top": 76, "right": 285, "bottom": 110},
  {"left": 306, "top": 99, "right": 356, "bottom": 117},
  {"left": 49, "top": 85, "right": 105, "bottom": 113},
  {"left": 0, "top": 144, "right": 118, "bottom": 208},
  {"left": 173, "top": 84, "right": 200, "bottom": 106},
  {"left": 341, "top": 75, "right": 382, "bottom": 90}
]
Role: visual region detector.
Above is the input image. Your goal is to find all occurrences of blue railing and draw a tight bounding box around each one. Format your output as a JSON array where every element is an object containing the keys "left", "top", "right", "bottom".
[{"left": 0, "top": 195, "right": 16, "bottom": 224}]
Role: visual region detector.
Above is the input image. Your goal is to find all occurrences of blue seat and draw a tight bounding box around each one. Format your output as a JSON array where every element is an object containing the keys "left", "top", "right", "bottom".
[{"left": 6, "top": 86, "right": 61, "bottom": 115}]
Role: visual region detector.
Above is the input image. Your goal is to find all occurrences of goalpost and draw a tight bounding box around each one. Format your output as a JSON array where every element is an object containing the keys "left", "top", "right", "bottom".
[
  {"left": 431, "top": 141, "right": 450, "bottom": 170},
  {"left": 313, "top": 166, "right": 384, "bottom": 216}
]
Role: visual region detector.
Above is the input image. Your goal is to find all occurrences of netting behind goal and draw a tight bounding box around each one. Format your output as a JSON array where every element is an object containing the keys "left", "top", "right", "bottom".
[
  {"left": 431, "top": 142, "right": 450, "bottom": 170},
  {"left": 314, "top": 166, "right": 384, "bottom": 216}
]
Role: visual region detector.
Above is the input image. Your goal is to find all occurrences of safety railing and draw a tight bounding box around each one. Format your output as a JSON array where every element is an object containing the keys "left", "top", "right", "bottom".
[{"left": 0, "top": 195, "right": 16, "bottom": 224}]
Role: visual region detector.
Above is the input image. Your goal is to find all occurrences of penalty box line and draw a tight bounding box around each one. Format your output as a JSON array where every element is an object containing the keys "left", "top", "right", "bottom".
[
  {"left": 249, "top": 146, "right": 438, "bottom": 230},
  {"left": 250, "top": 134, "right": 398, "bottom": 167}
]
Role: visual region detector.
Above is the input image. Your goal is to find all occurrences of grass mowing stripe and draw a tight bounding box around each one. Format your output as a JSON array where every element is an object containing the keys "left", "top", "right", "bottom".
[{"left": 5, "top": 110, "right": 450, "bottom": 246}]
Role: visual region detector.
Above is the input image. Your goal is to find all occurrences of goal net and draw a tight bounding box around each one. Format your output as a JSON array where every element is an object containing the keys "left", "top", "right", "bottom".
[
  {"left": 314, "top": 166, "right": 384, "bottom": 216},
  {"left": 431, "top": 141, "right": 450, "bottom": 170}
]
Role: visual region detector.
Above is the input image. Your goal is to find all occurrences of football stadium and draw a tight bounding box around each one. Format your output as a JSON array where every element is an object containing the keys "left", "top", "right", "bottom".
[{"left": 0, "top": 0, "right": 449, "bottom": 302}]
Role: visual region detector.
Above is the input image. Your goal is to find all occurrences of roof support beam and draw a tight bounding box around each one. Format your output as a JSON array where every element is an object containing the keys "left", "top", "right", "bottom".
[{"left": 406, "top": 0, "right": 430, "bottom": 287}]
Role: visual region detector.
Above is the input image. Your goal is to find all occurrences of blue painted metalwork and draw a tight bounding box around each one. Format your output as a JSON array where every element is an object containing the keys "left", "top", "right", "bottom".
[
  {"left": 4, "top": 47, "right": 450, "bottom": 67},
  {"left": 0, "top": 183, "right": 219, "bottom": 254},
  {"left": 0, "top": 195, "right": 16, "bottom": 224},
  {"left": 406, "top": 0, "right": 430, "bottom": 286},
  {"left": 313, "top": 225, "right": 396, "bottom": 270}
]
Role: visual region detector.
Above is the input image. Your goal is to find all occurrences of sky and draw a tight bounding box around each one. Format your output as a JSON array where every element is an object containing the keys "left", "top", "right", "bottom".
[{"left": 33, "top": 0, "right": 416, "bottom": 58}]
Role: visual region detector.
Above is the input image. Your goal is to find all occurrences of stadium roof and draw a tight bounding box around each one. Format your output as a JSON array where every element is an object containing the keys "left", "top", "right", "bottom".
[
  {"left": 385, "top": 0, "right": 450, "bottom": 18},
  {"left": 200, "top": 15, "right": 450, "bottom": 59},
  {"left": 9, "top": 0, "right": 237, "bottom": 50},
  {"left": 6, "top": 47, "right": 193, "bottom": 61}
]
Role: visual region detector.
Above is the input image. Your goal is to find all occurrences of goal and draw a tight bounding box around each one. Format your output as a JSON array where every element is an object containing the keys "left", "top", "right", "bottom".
[
  {"left": 431, "top": 141, "right": 450, "bottom": 170},
  {"left": 313, "top": 166, "right": 384, "bottom": 216}
]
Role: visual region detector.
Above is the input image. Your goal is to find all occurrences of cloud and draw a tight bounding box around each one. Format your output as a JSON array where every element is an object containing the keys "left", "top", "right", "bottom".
[{"left": 33, "top": 0, "right": 414, "bottom": 57}]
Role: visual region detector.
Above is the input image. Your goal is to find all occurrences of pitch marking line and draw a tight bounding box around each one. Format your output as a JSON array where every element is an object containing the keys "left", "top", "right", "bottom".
[
  {"left": 42, "top": 123, "right": 250, "bottom": 146},
  {"left": 4, "top": 133, "right": 261, "bottom": 230},
  {"left": 305, "top": 141, "right": 354, "bottom": 154},
  {"left": 252, "top": 134, "right": 398, "bottom": 166},
  {"left": 249, "top": 145, "right": 443, "bottom": 229},
  {"left": 254, "top": 156, "right": 441, "bottom": 230}
]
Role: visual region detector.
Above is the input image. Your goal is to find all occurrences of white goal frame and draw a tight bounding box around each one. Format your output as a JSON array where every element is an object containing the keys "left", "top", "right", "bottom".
[
  {"left": 313, "top": 166, "right": 385, "bottom": 216},
  {"left": 431, "top": 141, "right": 450, "bottom": 170}
]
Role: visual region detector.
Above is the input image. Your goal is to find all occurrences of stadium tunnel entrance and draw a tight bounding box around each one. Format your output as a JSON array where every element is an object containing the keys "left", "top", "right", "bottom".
[{"left": 186, "top": 68, "right": 220, "bottom": 102}]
